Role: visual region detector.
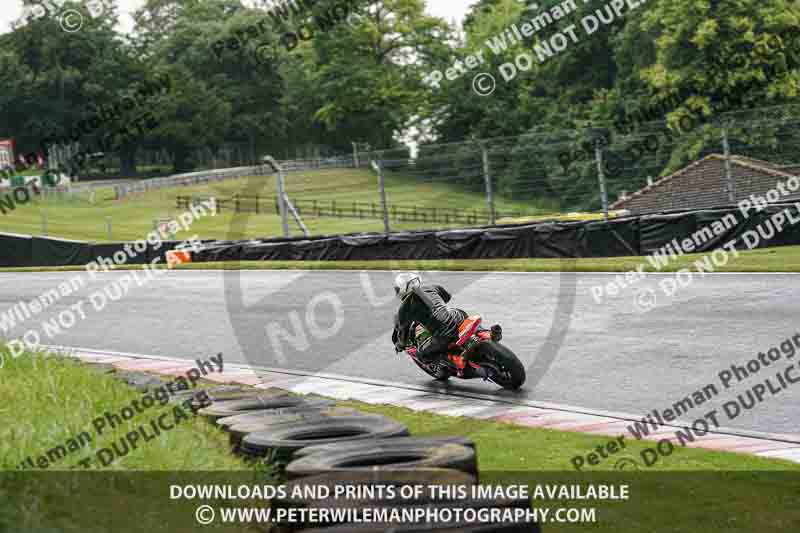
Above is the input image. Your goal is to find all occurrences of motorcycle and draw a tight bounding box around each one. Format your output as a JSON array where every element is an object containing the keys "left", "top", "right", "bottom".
[{"left": 403, "top": 315, "right": 526, "bottom": 390}]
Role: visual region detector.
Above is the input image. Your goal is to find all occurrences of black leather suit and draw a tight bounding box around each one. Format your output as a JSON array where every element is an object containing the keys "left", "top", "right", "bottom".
[{"left": 392, "top": 285, "right": 467, "bottom": 363}]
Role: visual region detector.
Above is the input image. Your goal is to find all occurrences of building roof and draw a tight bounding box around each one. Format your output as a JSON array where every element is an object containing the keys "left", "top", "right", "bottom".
[{"left": 610, "top": 154, "right": 800, "bottom": 213}]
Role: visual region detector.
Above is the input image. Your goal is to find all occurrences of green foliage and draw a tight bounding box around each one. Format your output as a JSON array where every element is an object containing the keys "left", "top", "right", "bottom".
[
  {"left": 422, "top": 0, "right": 800, "bottom": 204},
  {"left": 0, "top": 0, "right": 798, "bottom": 197}
]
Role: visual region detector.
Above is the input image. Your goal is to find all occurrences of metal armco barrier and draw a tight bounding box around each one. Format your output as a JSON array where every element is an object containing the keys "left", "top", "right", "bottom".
[{"left": 113, "top": 166, "right": 266, "bottom": 200}]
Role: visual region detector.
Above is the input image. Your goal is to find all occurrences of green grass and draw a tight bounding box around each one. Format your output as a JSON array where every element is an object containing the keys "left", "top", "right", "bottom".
[
  {"left": 1, "top": 168, "right": 43, "bottom": 178},
  {"left": 5, "top": 348, "right": 798, "bottom": 475},
  {"left": 337, "top": 401, "right": 800, "bottom": 472},
  {"left": 0, "top": 347, "right": 269, "bottom": 532},
  {"left": 3, "top": 348, "right": 799, "bottom": 532},
  {"left": 2, "top": 345, "right": 794, "bottom": 473},
  {"left": 4, "top": 243, "right": 800, "bottom": 273},
  {"left": 166, "top": 244, "right": 800, "bottom": 272},
  {"left": 0, "top": 349, "right": 248, "bottom": 471},
  {"left": 0, "top": 167, "right": 548, "bottom": 242},
  {"left": 331, "top": 404, "right": 800, "bottom": 531}
]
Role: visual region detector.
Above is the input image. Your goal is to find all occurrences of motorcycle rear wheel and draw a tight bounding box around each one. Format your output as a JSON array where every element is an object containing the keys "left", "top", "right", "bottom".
[{"left": 473, "top": 342, "right": 526, "bottom": 390}]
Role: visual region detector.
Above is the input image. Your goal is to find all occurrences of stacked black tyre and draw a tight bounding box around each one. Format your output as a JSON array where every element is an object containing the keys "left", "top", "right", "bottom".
[
  {"left": 240, "top": 415, "right": 410, "bottom": 461},
  {"left": 196, "top": 392, "right": 539, "bottom": 533},
  {"left": 279, "top": 438, "right": 538, "bottom": 533}
]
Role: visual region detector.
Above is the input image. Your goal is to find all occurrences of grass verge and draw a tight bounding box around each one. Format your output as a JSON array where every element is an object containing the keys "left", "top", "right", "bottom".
[
  {"left": 3, "top": 347, "right": 796, "bottom": 473},
  {"left": 3, "top": 243, "right": 800, "bottom": 273},
  {"left": 336, "top": 402, "right": 800, "bottom": 532},
  {"left": 2, "top": 348, "right": 799, "bottom": 532},
  {"left": 337, "top": 401, "right": 800, "bottom": 472},
  {"left": 0, "top": 347, "right": 261, "bottom": 532},
  {"left": 0, "top": 349, "right": 247, "bottom": 471}
]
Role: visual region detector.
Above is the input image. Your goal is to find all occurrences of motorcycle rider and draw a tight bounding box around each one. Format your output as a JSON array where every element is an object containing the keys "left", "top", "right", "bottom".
[{"left": 391, "top": 272, "right": 468, "bottom": 364}]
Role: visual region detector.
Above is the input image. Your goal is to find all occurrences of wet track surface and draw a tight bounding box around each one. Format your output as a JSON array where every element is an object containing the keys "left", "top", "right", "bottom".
[{"left": 2, "top": 270, "right": 798, "bottom": 435}]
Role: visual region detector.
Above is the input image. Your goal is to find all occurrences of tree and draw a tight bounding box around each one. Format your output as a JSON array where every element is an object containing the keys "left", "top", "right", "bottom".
[{"left": 305, "top": 0, "right": 452, "bottom": 149}]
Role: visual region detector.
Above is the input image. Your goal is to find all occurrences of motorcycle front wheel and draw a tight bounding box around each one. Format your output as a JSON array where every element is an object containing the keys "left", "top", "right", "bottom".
[{"left": 473, "top": 342, "right": 526, "bottom": 390}]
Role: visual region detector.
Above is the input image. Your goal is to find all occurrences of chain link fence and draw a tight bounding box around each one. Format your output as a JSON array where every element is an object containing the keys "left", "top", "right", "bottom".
[
  {"left": 9, "top": 104, "right": 798, "bottom": 241},
  {"left": 156, "top": 104, "right": 800, "bottom": 239}
]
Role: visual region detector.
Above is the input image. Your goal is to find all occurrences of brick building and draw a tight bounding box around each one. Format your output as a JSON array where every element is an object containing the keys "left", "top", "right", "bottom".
[{"left": 611, "top": 154, "right": 800, "bottom": 214}]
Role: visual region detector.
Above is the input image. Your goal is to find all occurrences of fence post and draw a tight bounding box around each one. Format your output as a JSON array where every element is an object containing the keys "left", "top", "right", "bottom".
[
  {"left": 480, "top": 143, "right": 496, "bottom": 225},
  {"left": 372, "top": 160, "right": 391, "bottom": 234},
  {"left": 352, "top": 142, "right": 359, "bottom": 168},
  {"left": 594, "top": 142, "right": 609, "bottom": 220},
  {"left": 722, "top": 124, "right": 735, "bottom": 204},
  {"left": 276, "top": 167, "right": 290, "bottom": 237}
]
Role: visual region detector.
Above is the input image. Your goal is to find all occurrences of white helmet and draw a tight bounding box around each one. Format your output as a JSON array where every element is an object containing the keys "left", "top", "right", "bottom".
[{"left": 394, "top": 272, "right": 421, "bottom": 300}]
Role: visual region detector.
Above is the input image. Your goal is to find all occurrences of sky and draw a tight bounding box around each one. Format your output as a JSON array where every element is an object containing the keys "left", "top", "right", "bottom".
[{"left": 2, "top": 0, "right": 475, "bottom": 34}]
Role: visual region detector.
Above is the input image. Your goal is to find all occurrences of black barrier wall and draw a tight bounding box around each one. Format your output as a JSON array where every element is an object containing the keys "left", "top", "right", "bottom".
[
  {"left": 0, "top": 233, "right": 33, "bottom": 267},
  {"left": 2, "top": 203, "right": 800, "bottom": 267},
  {"left": 0, "top": 233, "right": 186, "bottom": 268},
  {"left": 193, "top": 203, "right": 800, "bottom": 262}
]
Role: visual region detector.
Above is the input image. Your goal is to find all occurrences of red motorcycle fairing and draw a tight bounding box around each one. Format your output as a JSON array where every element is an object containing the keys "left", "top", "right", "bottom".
[{"left": 455, "top": 315, "right": 482, "bottom": 346}]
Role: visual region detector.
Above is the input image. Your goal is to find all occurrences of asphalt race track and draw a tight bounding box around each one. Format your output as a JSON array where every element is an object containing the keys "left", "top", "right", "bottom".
[{"left": 2, "top": 270, "right": 798, "bottom": 436}]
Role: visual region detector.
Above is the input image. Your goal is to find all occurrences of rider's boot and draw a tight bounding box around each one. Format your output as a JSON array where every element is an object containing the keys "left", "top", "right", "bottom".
[{"left": 490, "top": 324, "right": 502, "bottom": 341}]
